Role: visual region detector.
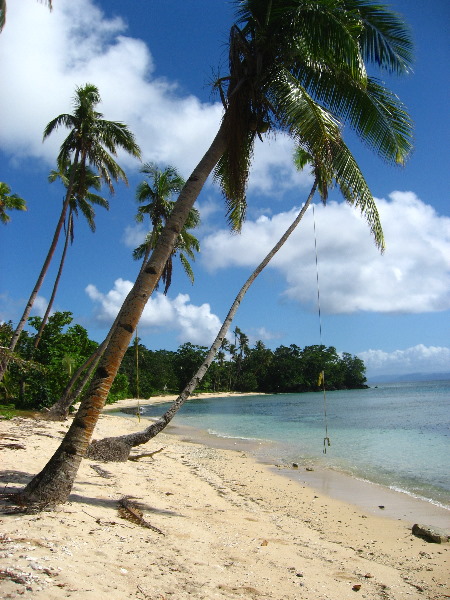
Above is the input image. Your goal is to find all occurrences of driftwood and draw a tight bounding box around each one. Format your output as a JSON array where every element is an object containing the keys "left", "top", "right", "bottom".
[
  {"left": 117, "top": 497, "right": 164, "bottom": 535},
  {"left": 128, "top": 447, "right": 166, "bottom": 461},
  {"left": 89, "top": 464, "right": 114, "bottom": 478}
]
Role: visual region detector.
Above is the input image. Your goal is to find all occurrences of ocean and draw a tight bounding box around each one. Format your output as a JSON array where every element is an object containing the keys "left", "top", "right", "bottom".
[{"left": 140, "top": 380, "right": 450, "bottom": 515}]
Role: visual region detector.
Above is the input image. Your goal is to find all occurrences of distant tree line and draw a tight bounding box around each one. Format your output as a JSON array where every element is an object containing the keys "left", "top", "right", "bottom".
[
  {"left": 0, "top": 312, "right": 367, "bottom": 412},
  {"left": 120, "top": 336, "right": 368, "bottom": 398}
]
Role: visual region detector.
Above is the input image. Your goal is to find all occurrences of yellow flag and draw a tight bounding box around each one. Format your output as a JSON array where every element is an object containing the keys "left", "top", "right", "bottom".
[{"left": 318, "top": 371, "right": 325, "bottom": 387}]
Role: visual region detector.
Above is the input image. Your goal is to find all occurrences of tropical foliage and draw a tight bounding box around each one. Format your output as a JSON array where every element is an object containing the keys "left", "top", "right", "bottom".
[
  {"left": 133, "top": 163, "right": 200, "bottom": 293},
  {"left": 12, "top": 1, "right": 414, "bottom": 505},
  {"left": 118, "top": 339, "right": 367, "bottom": 398},
  {"left": 0, "top": 312, "right": 98, "bottom": 410},
  {"left": 0, "top": 182, "right": 26, "bottom": 224},
  {"left": 0, "top": 312, "right": 366, "bottom": 415},
  {"left": 0, "top": 83, "right": 140, "bottom": 380}
]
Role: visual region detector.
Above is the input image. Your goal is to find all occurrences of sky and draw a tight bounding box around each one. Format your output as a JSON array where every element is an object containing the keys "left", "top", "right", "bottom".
[{"left": 0, "top": 0, "right": 449, "bottom": 380}]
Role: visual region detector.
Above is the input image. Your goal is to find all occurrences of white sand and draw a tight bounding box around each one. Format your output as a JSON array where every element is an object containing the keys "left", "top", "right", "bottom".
[{"left": 0, "top": 396, "right": 449, "bottom": 599}]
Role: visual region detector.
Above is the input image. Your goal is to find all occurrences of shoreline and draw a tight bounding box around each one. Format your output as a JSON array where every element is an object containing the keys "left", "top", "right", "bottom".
[
  {"left": 106, "top": 394, "right": 450, "bottom": 530},
  {"left": 1, "top": 399, "right": 449, "bottom": 599}
]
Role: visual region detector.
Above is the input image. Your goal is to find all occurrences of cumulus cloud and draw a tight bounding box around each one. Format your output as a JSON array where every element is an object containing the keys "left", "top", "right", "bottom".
[
  {"left": 248, "top": 134, "right": 313, "bottom": 196},
  {"left": 122, "top": 224, "right": 147, "bottom": 249},
  {"left": 359, "top": 344, "right": 450, "bottom": 377},
  {"left": 86, "top": 278, "right": 223, "bottom": 345},
  {"left": 201, "top": 191, "right": 450, "bottom": 314},
  {"left": 0, "top": 0, "right": 223, "bottom": 175},
  {"left": 0, "top": 0, "right": 309, "bottom": 192}
]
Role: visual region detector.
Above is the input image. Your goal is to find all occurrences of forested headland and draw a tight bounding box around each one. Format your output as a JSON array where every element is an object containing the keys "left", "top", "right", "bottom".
[{"left": 0, "top": 311, "right": 367, "bottom": 414}]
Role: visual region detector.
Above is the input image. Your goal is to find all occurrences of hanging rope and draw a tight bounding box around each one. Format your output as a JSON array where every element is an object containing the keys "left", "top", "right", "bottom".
[
  {"left": 312, "top": 204, "right": 331, "bottom": 454},
  {"left": 135, "top": 327, "right": 141, "bottom": 422}
]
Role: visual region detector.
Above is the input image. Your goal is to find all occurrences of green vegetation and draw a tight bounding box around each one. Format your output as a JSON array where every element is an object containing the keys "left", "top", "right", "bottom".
[
  {"left": 0, "top": 181, "right": 26, "bottom": 224},
  {"left": 120, "top": 339, "right": 367, "bottom": 398},
  {"left": 0, "top": 312, "right": 97, "bottom": 410},
  {"left": 0, "top": 313, "right": 366, "bottom": 414},
  {"left": 3, "top": 2, "right": 413, "bottom": 504},
  {"left": 0, "top": 83, "right": 141, "bottom": 382}
]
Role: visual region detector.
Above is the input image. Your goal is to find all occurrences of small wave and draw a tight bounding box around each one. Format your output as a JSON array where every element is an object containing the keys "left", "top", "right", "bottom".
[
  {"left": 207, "top": 429, "right": 267, "bottom": 442},
  {"left": 387, "top": 485, "right": 450, "bottom": 511}
]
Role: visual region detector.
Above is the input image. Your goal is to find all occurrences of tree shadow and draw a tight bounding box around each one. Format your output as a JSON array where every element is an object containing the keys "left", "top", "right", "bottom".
[
  {"left": 68, "top": 493, "right": 183, "bottom": 517},
  {"left": 0, "top": 469, "right": 33, "bottom": 489}
]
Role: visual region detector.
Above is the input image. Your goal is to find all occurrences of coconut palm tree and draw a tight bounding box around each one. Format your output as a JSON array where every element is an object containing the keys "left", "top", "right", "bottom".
[
  {"left": 0, "top": 0, "right": 52, "bottom": 33},
  {"left": 133, "top": 163, "right": 200, "bottom": 292},
  {"left": 33, "top": 163, "right": 109, "bottom": 349},
  {"left": 43, "top": 166, "right": 199, "bottom": 421},
  {"left": 0, "top": 182, "right": 26, "bottom": 224},
  {"left": 0, "top": 83, "right": 140, "bottom": 381},
  {"left": 20, "top": 1, "right": 413, "bottom": 505}
]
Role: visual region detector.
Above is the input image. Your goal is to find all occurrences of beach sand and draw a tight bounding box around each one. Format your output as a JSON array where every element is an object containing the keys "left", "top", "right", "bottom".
[{"left": 1, "top": 394, "right": 449, "bottom": 599}]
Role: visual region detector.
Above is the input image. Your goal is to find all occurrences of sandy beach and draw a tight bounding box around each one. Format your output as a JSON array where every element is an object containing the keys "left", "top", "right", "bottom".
[{"left": 1, "top": 394, "right": 449, "bottom": 599}]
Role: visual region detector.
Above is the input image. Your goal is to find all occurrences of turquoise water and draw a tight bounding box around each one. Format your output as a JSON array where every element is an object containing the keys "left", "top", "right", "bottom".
[{"left": 141, "top": 380, "right": 450, "bottom": 509}]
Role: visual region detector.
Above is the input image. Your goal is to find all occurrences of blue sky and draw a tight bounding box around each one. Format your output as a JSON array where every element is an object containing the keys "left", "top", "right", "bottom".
[{"left": 0, "top": 0, "right": 449, "bottom": 379}]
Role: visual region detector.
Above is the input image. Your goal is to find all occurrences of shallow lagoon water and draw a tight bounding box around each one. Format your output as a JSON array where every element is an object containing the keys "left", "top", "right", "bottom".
[{"left": 141, "top": 380, "right": 450, "bottom": 512}]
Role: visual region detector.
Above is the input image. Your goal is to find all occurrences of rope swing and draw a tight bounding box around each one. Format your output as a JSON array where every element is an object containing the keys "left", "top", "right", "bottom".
[{"left": 312, "top": 204, "right": 331, "bottom": 454}]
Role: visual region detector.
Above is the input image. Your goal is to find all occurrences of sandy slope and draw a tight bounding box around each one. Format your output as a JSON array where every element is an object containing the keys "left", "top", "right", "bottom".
[{"left": 0, "top": 401, "right": 449, "bottom": 600}]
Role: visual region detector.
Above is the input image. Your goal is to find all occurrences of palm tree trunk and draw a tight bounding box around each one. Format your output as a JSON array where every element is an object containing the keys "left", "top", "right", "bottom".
[
  {"left": 34, "top": 212, "right": 73, "bottom": 349},
  {"left": 44, "top": 228, "right": 165, "bottom": 421},
  {"left": 43, "top": 338, "right": 107, "bottom": 420},
  {"left": 0, "top": 150, "right": 80, "bottom": 382},
  {"left": 20, "top": 121, "right": 228, "bottom": 505},
  {"left": 87, "top": 180, "right": 318, "bottom": 460}
]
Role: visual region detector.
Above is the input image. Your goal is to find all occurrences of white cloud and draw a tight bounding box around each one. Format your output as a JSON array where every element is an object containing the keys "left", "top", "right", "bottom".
[
  {"left": 0, "top": 0, "right": 305, "bottom": 191},
  {"left": 86, "top": 278, "right": 223, "bottom": 345},
  {"left": 0, "top": 0, "right": 222, "bottom": 175},
  {"left": 201, "top": 191, "right": 450, "bottom": 314},
  {"left": 248, "top": 134, "right": 313, "bottom": 196},
  {"left": 359, "top": 344, "right": 450, "bottom": 377},
  {"left": 122, "top": 224, "right": 147, "bottom": 249}
]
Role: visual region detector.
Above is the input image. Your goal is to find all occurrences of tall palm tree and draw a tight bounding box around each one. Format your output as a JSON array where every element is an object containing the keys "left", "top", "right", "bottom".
[
  {"left": 0, "top": 182, "right": 26, "bottom": 224},
  {"left": 0, "top": 0, "right": 52, "bottom": 33},
  {"left": 43, "top": 165, "right": 199, "bottom": 420},
  {"left": 33, "top": 164, "right": 109, "bottom": 349},
  {"left": 20, "top": 1, "right": 413, "bottom": 505},
  {"left": 133, "top": 163, "right": 200, "bottom": 293},
  {"left": 0, "top": 83, "right": 140, "bottom": 381}
]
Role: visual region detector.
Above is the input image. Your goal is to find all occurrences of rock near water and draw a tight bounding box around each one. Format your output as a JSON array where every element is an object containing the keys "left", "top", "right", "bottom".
[{"left": 412, "top": 523, "right": 450, "bottom": 544}]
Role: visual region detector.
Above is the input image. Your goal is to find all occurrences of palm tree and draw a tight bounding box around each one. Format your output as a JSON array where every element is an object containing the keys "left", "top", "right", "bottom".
[
  {"left": 0, "top": 0, "right": 52, "bottom": 33},
  {"left": 0, "top": 83, "right": 140, "bottom": 381},
  {"left": 0, "top": 182, "right": 26, "bottom": 224},
  {"left": 133, "top": 163, "right": 200, "bottom": 293},
  {"left": 43, "top": 165, "right": 199, "bottom": 421},
  {"left": 20, "top": 1, "right": 413, "bottom": 505},
  {"left": 33, "top": 163, "right": 109, "bottom": 349}
]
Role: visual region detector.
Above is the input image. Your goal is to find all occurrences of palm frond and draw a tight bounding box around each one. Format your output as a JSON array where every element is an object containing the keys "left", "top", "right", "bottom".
[
  {"left": 180, "top": 254, "right": 195, "bottom": 284},
  {"left": 344, "top": 0, "right": 413, "bottom": 74}
]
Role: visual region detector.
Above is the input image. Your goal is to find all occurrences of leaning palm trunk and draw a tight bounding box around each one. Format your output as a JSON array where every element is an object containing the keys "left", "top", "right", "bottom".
[
  {"left": 0, "top": 151, "right": 79, "bottom": 382},
  {"left": 43, "top": 337, "right": 107, "bottom": 420},
  {"left": 19, "top": 122, "right": 228, "bottom": 505},
  {"left": 44, "top": 247, "right": 167, "bottom": 421},
  {"left": 34, "top": 212, "right": 73, "bottom": 349},
  {"left": 87, "top": 181, "right": 317, "bottom": 461}
]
